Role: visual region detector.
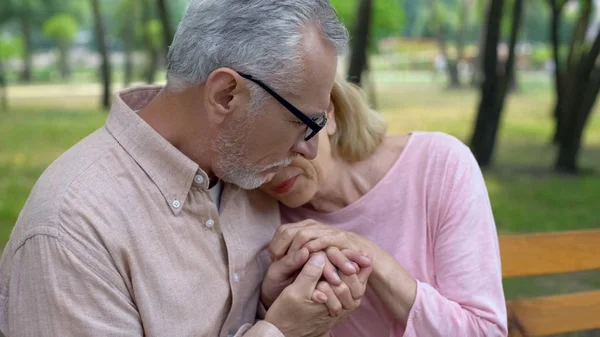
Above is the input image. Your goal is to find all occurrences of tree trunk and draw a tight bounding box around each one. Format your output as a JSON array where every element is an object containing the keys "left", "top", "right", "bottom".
[
  {"left": 555, "top": 26, "right": 600, "bottom": 173},
  {"left": 431, "top": 0, "right": 461, "bottom": 88},
  {"left": 123, "top": 19, "right": 135, "bottom": 86},
  {"left": 557, "top": 74, "right": 600, "bottom": 173},
  {"left": 469, "top": 0, "right": 505, "bottom": 167},
  {"left": 550, "top": 0, "right": 565, "bottom": 144},
  {"left": 347, "top": 0, "right": 372, "bottom": 86},
  {"left": 91, "top": 0, "right": 112, "bottom": 110},
  {"left": 0, "top": 60, "right": 7, "bottom": 112},
  {"left": 457, "top": 0, "right": 470, "bottom": 62},
  {"left": 470, "top": 0, "right": 524, "bottom": 168},
  {"left": 451, "top": 0, "right": 471, "bottom": 88},
  {"left": 447, "top": 60, "right": 460, "bottom": 87},
  {"left": 58, "top": 44, "right": 71, "bottom": 80},
  {"left": 142, "top": 0, "right": 158, "bottom": 84},
  {"left": 500, "top": 0, "right": 524, "bottom": 98},
  {"left": 145, "top": 50, "right": 158, "bottom": 84},
  {"left": 471, "top": 2, "right": 487, "bottom": 88},
  {"left": 156, "top": 0, "right": 173, "bottom": 56},
  {"left": 566, "top": 0, "right": 591, "bottom": 71},
  {"left": 19, "top": 16, "right": 33, "bottom": 82}
]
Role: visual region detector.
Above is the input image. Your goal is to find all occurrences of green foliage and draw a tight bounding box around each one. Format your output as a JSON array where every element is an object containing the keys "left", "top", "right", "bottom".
[
  {"left": 0, "top": 35, "right": 23, "bottom": 60},
  {"left": 43, "top": 14, "right": 78, "bottom": 45},
  {"left": 143, "top": 20, "right": 163, "bottom": 50},
  {"left": 331, "top": 0, "right": 405, "bottom": 41}
]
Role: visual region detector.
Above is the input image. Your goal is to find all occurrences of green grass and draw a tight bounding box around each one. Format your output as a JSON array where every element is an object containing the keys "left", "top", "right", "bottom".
[
  {"left": 1, "top": 73, "right": 599, "bottom": 335},
  {"left": 0, "top": 107, "right": 107, "bottom": 242}
]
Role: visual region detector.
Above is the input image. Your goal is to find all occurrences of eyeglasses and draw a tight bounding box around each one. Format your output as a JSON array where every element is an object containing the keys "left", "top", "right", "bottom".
[{"left": 237, "top": 72, "right": 327, "bottom": 141}]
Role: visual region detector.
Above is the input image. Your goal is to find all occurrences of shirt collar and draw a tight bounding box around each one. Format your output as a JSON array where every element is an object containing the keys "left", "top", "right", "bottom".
[{"left": 105, "top": 85, "right": 211, "bottom": 215}]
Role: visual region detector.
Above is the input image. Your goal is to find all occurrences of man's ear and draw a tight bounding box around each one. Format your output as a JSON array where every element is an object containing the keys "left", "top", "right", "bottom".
[
  {"left": 325, "top": 98, "right": 337, "bottom": 136},
  {"left": 204, "top": 68, "right": 247, "bottom": 124}
]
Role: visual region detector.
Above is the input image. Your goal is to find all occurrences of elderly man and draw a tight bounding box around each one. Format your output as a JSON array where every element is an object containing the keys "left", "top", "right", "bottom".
[{"left": 0, "top": 1, "right": 371, "bottom": 336}]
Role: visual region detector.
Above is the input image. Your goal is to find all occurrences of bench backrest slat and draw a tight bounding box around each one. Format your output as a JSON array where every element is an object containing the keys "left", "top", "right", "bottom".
[
  {"left": 500, "top": 229, "right": 600, "bottom": 278},
  {"left": 500, "top": 229, "right": 600, "bottom": 336},
  {"left": 507, "top": 291, "right": 600, "bottom": 336}
]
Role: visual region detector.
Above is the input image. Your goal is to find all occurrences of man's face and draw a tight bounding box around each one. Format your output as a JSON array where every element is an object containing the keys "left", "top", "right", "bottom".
[{"left": 212, "top": 29, "right": 338, "bottom": 190}]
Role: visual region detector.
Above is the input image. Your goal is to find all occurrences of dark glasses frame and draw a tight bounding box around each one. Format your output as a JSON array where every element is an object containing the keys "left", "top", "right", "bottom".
[{"left": 237, "top": 72, "right": 327, "bottom": 141}]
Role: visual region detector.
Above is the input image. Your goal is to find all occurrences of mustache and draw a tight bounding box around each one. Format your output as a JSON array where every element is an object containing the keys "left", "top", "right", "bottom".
[{"left": 262, "top": 156, "right": 295, "bottom": 171}]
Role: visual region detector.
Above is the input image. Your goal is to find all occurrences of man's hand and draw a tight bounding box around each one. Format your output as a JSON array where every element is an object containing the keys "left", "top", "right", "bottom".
[
  {"left": 264, "top": 251, "right": 374, "bottom": 337},
  {"left": 261, "top": 247, "right": 310, "bottom": 309},
  {"left": 261, "top": 246, "right": 372, "bottom": 309},
  {"left": 265, "top": 252, "right": 334, "bottom": 337}
]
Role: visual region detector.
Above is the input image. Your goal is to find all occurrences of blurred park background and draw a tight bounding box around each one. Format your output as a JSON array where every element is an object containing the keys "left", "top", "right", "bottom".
[{"left": 0, "top": 0, "right": 599, "bottom": 335}]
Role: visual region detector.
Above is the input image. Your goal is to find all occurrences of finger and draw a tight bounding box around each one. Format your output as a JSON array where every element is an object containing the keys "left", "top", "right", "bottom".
[
  {"left": 342, "top": 249, "right": 373, "bottom": 269},
  {"left": 311, "top": 289, "right": 328, "bottom": 304},
  {"left": 292, "top": 251, "right": 327, "bottom": 298},
  {"left": 322, "top": 256, "right": 342, "bottom": 286},
  {"left": 331, "top": 278, "right": 355, "bottom": 311},
  {"left": 269, "top": 221, "right": 315, "bottom": 261},
  {"left": 317, "top": 281, "right": 342, "bottom": 316},
  {"left": 267, "top": 247, "right": 310, "bottom": 283},
  {"left": 326, "top": 247, "right": 357, "bottom": 275},
  {"left": 339, "top": 272, "right": 363, "bottom": 301},
  {"left": 357, "top": 265, "right": 374, "bottom": 284},
  {"left": 350, "top": 261, "right": 361, "bottom": 273},
  {"left": 287, "top": 228, "right": 336, "bottom": 256},
  {"left": 303, "top": 233, "right": 347, "bottom": 253}
]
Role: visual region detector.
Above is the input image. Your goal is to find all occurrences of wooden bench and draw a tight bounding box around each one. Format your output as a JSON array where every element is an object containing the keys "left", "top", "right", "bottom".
[{"left": 500, "top": 229, "right": 600, "bottom": 336}]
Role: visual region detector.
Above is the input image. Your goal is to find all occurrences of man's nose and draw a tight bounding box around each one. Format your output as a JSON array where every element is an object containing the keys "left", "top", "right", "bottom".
[{"left": 291, "top": 133, "right": 319, "bottom": 160}]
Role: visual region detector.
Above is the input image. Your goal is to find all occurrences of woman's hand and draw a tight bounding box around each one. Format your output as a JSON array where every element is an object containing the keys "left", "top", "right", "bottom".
[
  {"left": 270, "top": 220, "right": 377, "bottom": 281},
  {"left": 270, "top": 220, "right": 418, "bottom": 325}
]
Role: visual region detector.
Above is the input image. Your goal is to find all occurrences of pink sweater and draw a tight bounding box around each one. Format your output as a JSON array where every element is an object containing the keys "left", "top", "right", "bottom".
[{"left": 281, "top": 132, "right": 508, "bottom": 337}]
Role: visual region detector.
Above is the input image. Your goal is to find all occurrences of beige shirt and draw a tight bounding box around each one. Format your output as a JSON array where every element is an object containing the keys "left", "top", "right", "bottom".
[{"left": 0, "top": 86, "right": 284, "bottom": 337}]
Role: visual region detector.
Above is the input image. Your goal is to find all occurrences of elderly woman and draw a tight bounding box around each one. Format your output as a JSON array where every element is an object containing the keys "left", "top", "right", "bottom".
[{"left": 260, "top": 77, "right": 508, "bottom": 337}]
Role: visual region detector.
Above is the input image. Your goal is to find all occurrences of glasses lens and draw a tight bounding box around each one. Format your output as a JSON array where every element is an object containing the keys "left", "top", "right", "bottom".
[
  {"left": 304, "top": 114, "right": 328, "bottom": 140},
  {"left": 312, "top": 114, "right": 327, "bottom": 128}
]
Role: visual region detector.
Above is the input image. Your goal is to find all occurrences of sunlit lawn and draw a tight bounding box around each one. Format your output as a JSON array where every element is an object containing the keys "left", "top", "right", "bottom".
[{"left": 1, "top": 72, "right": 599, "bottom": 331}]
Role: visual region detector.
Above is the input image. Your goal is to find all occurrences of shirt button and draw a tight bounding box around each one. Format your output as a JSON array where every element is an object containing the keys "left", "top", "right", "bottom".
[
  {"left": 194, "top": 174, "right": 204, "bottom": 184},
  {"left": 172, "top": 200, "right": 181, "bottom": 209},
  {"left": 233, "top": 272, "right": 239, "bottom": 282},
  {"left": 205, "top": 219, "right": 215, "bottom": 228}
]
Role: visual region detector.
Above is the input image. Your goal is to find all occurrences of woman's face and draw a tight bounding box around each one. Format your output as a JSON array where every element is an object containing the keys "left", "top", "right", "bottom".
[{"left": 260, "top": 100, "right": 336, "bottom": 208}]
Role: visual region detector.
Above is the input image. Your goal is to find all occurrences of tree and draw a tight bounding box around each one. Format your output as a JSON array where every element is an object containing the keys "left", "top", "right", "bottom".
[
  {"left": 0, "top": 0, "right": 88, "bottom": 83},
  {"left": 0, "top": 35, "right": 23, "bottom": 112},
  {"left": 428, "top": 0, "right": 474, "bottom": 88},
  {"left": 141, "top": 0, "right": 162, "bottom": 84},
  {"left": 91, "top": 0, "right": 112, "bottom": 109},
  {"left": 347, "top": 0, "right": 373, "bottom": 85},
  {"left": 551, "top": 0, "right": 600, "bottom": 173},
  {"left": 113, "top": 0, "right": 139, "bottom": 86},
  {"left": 156, "top": 0, "right": 174, "bottom": 56},
  {"left": 469, "top": 0, "right": 525, "bottom": 167},
  {"left": 331, "top": 0, "right": 404, "bottom": 86},
  {"left": 43, "top": 14, "right": 78, "bottom": 80}
]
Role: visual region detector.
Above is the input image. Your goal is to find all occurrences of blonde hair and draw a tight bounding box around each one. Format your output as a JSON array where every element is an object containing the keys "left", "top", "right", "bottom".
[{"left": 329, "top": 76, "right": 387, "bottom": 162}]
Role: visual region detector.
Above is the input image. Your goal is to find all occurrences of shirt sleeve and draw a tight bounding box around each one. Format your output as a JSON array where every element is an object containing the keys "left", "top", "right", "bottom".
[
  {"left": 401, "top": 143, "right": 508, "bottom": 337},
  {"left": 231, "top": 301, "right": 284, "bottom": 337},
  {"left": 234, "top": 321, "right": 284, "bottom": 337},
  {"left": 3, "top": 234, "right": 143, "bottom": 337}
]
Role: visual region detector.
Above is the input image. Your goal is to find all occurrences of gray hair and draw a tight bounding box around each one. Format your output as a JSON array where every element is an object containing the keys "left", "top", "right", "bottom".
[{"left": 166, "top": 0, "right": 348, "bottom": 96}]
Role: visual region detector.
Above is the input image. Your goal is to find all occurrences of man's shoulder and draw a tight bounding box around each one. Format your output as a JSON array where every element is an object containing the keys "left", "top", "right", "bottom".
[{"left": 9, "top": 127, "right": 134, "bottom": 241}]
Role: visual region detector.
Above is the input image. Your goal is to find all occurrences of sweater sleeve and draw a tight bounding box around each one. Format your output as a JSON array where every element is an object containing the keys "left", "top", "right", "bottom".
[{"left": 400, "top": 140, "right": 508, "bottom": 337}]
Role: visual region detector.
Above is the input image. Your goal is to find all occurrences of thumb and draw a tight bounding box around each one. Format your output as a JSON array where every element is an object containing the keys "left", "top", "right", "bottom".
[{"left": 291, "top": 251, "right": 327, "bottom": 298}]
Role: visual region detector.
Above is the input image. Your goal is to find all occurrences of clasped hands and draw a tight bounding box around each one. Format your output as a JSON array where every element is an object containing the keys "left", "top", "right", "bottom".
[{"left": 262, "top": 220, "right": 375, "bottom": 337}]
